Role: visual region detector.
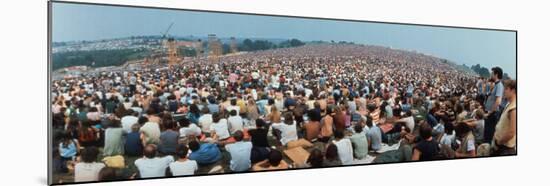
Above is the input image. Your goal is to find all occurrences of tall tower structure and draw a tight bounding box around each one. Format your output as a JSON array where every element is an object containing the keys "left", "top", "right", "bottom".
[
  {"left": 208, "top": 34, "right": 222, "bottom": 61},
  {"left": 166, "top": 38, "right": 178, "bottom": 66},
  {"left": 195, "top": 39, "right": 204, "bottom": 59},
  {"left": 230, "top": 37, "right": 238, "bottom": 53}
]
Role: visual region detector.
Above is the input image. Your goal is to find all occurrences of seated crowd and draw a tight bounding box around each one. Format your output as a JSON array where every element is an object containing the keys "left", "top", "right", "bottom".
[{"left": 51, "top": 44, "right": 516, "bottom": 183}]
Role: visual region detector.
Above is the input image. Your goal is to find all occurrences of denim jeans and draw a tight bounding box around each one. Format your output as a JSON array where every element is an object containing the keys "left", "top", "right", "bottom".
[{"left": 483, "top": 111, "right": 501, "bottom": 143}]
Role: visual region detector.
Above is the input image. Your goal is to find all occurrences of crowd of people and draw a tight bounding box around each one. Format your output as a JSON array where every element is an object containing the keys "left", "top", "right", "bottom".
[{"left": 50, "top": 44, "right": 517, "bottom": 183}]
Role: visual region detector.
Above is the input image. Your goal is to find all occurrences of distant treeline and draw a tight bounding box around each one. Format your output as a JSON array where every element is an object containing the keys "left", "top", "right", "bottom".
[
  {"left": 179, "top": 38, "right": 307, "bottom": 56},
  {"left": 468, "top": 63, "right": 511, "bottom": 79},
  {"left": 52, "top": 48, "right": 151, "bottom": 70},
  {"left": 238, "top": 38, "right": 305, "bottom": 52},
  {"left": 52, "top": 38, "right": 307, "bottom": 70}
]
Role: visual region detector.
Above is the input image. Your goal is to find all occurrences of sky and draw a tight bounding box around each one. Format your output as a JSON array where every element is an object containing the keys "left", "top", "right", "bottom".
[{"left": 52, "top": 2, "right": 516, "bottom": 78}]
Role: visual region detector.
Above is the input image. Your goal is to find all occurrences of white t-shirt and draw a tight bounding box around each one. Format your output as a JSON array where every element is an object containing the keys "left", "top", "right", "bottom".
[
  {"left": 198, "top": 114, "right": 213, "bottom": 132},
  {"left": 400, "top": 116, "right": 415, "bottom": 132},
  {"left": 130, "top": 107, "right": 143, "bottom": 115},
  {"left": 121, "top": 115, "right": 139, "bottom": 133},
  {"left": 74, "top": 162, "right": 105, "bottom": 182},
  {"left": 179, "top": 124, "right": 202, "bottom": 138},
  {"left": 210, "top": 119, "right": 231, "bottom": 140},
  {"left": 333, "top": 138, "right": 354, "bottom": 165},
  {"left": 169, "top": 160, "right": 198, "bottom": 176},
  {"left": 135, "top": 156, "right": 174, "bottom": 178},
  {"left": 140, "top": 122, "right": 161, "bottom": 144},
  {"left": 226, "top": 105, "right": 240, "bottom": 113},
  {"left": 271, "top": 121, "right": 298, "bottom": 145},
  {"left": 228, "top": 116, "right": 244, "bottom": 134}
]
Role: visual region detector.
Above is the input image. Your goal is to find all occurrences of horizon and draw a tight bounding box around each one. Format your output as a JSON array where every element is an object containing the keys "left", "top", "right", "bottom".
[{"left": 51, "top": 2, "right": 516, "bottom": 78}]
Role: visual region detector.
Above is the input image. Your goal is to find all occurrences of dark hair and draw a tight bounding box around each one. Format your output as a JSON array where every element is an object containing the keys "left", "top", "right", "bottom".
[
  {"left": 419, "top": 123, "right": 433, "bottom": 140},
  {"left": 325, "top": 143, "right": 339, "bottom": 160},
  {"left": 188, "top": 140, "right": 200, "bottom": 152},
  {"left": 178, "top": 117, "right": 190, "bottom": 127},
  {"left": 98, "top": 167, "right": 118, "bottom": 181},
  {"left": 306, "top": 148, "right": 323, "bottom": 168},
  {"left": 334, "top": 129, "right": 344, "bottom": 139},
  {"left": 455, "top": 122, "right": 472, "bottom": 138},
  {"left": 164, "top": 120, "right": 175, "bottom": 130},
  {"left": 212, "top": 112, "right": 221, "bottom": 123},
  {"left": 229, "top": 109, "right": 237, "bottom": 116},
  {"left": 365, "top": 115, "right": 373, "bottom": 128},
  {"left": 439, "top": 114, "right": 450, "bottom": 125},
  {"left": 307, "top": 109, "right": 321, "bottom": 122},
  {"left": 80, "top": 147, "right": 99, "bottom": 163},
  {"left": 108, "top": 119, "right": 122, "bottom": 128},
  {"left": 230, "top": 99, "right": 237, "bottom": 106},
  {"left": 268, "top": 150, "right": 283, "bottom": 167},
  {"left": 201, "top": 107, "right": 210, "bottom": 114},
  {"left": 283, "top": 112, "right": 294, "bottom": 125},
  {"left": 491, "top": 67, "right": 503, "bottom": 79},
  {"left": 143, "top": 144, "right": 157, "bottom": 158},
  {"left": 138, "top": 116, "right": 148, "bottom": 125},
  {"left": 353, "top": 124, "right": 363, "bottom": 133},
  {"left": 444, "top": 121, "right": 454, "bottom": 135},
  {"left": 189, "top": 104, "right": 200, "bottom": 116},
  {"left": 146, "top": 108, "right": 156, "bottom": 115},
  {"left": 233, "top": 130, "right": 244, "bottom": 141},
  {"left": 176, "top": 144, "right": 189, "bottom": 159},
  {"left": 89, "top": 107, "right": 98, "bottom": 112},
  {"left": 268, "top": 98, "right": 275, "bottom": 105},
  {"left": 255, "top": 118, "right": 266, "bottom": 128}
]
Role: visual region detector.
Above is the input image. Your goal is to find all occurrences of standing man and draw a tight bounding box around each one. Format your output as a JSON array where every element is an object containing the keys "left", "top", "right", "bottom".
[
  {"left": 492, "top": 80, "right": 517, "bottom": 155},
  {"left": 484, "top": 67, "right": 504, "bottom": 143}
]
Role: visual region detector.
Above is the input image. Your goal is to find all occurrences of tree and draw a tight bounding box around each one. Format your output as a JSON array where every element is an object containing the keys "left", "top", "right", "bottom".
[
  {"left": 222, "top": 43, "right": 231, "bottom": 54},
  {"left": 469, "top": 64, "right": 491, "bottom": 78},
  {"left": 179, "top": 47, "right": 197, "bottom": 57},
  {"left": 52, "top": 49, "right": 152, "bottom": 70},
  {"left": 289, "top": 39, "right": 305, "bottom": 47},
  {"left": 503, "top": 73, "right": 511, "bottom": 80}
]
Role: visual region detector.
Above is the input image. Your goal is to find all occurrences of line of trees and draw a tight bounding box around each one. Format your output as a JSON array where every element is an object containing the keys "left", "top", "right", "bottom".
[
  {"left": 52, "top": 38, "right": 308, "bottom": 70},
  {"left": 238, "top": 38, "right": 305, "bottom": 52},
  {"left": 469, "top": 63, "right": 510, "bottom": 79},
  {"left": 52, "top": 48, "right": 151, "bottom": 70}
]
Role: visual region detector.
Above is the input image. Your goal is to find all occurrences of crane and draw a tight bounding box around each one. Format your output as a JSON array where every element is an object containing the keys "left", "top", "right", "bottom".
[{"left": 160, "top": 22, "right": 174, "bottom": 38}]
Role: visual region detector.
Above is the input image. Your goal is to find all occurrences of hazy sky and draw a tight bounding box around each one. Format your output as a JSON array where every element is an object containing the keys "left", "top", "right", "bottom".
[{"left": 52, "top": 2, "right": 516, "bottom": 78}]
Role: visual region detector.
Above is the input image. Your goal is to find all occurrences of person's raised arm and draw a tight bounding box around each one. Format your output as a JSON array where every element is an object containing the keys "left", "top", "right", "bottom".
[
  {"left": 464, "top": 119, "right": 477, "bottom": 127},
  {"left": 252, "top": 159, "right": 269, "bottom": 171},
  {"left": 140, "top": 132, "right": 147, "bottom": 147}
]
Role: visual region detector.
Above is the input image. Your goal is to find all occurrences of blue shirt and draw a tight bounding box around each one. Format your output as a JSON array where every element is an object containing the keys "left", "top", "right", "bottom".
[
  {"left": 207, "top": 104, "right": 220, "bottom": 114},
  {"left": 125, "top": 132, "right": 143, "bottom": 156},
  {"left": 59, "top": 141, "right": 77, "bottom": 158},
  {"left": 256, "top": 99, "right": 268, "bottom": 115},
  {"left": 407, "top": 84, "right": 414, "bottom": 94},
  {"left": 189, "top": 143, "right": 222, "bottom": 165},
  {"left": 367, "top": 125, "right": 382, "bottom": 151},
  {"left": 159, "top": 130, "right": 179, "bottom": 155},
  {"left": 485, "top": 81, "right": 504, "bottom": 112},
  {"left": 225, "top": 141, "right": 253, "bottom": 172}
]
